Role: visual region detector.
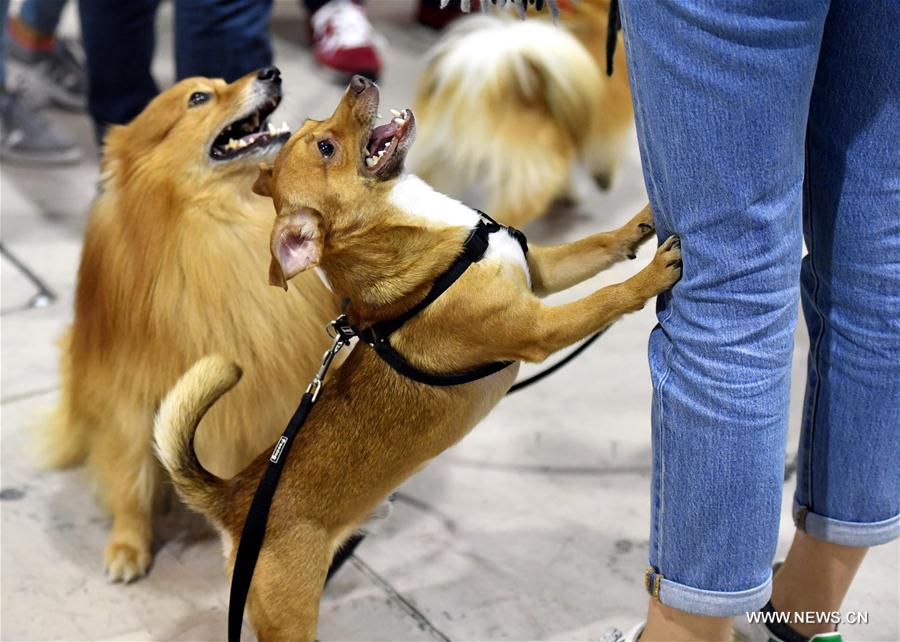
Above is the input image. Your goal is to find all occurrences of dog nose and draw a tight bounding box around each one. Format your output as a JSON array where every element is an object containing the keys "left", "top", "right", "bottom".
[
  {"left": 350, "top": 75, "right": 372, "bottom": 94},
  {"left": 257, "top": 66, "right": 281, "bottom": 84}
]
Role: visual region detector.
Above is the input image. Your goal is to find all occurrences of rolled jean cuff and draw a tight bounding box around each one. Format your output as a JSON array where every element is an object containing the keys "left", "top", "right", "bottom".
[
  {"left": 793, "top": 499, "right": 900, "bottom": 547},
  {"left": 646, "top": 568, "right": 771, "bottom": 617}
]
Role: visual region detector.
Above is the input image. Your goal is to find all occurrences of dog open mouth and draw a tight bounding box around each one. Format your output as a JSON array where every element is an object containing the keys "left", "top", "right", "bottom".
[
  {"left": 363, "top": 108, "right": 415, "bottom": 177},
  {"left": 210, "top": 95, "right": 291, "bottom": 161}
]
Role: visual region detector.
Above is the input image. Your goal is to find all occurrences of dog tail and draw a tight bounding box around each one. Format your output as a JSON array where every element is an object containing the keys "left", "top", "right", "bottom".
[
  {"left": 41, "top": 331, "right": 90, "bottom": 468},
  {"left": 411, "top": 14, "right": 603, "bottom": 225},
  {"left": 154, "top": 355, "right": 241, "bottom": 521},
  {"left": 419, "top": 14, "right": 601, "bottom": 139}
]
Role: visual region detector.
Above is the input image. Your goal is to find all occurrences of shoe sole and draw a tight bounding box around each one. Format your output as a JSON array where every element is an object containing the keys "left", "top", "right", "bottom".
[
  {"left": 0, "top": 147, "right": 83, "bottom": 166},
  {"left": 6, "top": 59, "right": 87, "bottom": 112}
]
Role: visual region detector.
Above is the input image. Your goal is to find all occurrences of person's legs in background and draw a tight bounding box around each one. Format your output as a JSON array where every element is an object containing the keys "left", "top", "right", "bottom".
[
  {"left": 174, "top": 0, "right": 272, "bottom": 81},
  {"left": 0, "top": 0, "right": 81, "bottom": 164},
  {"left": 618, "top": 0, "right": 830, "bottom": 639},
  {"left": 78, "top": 0, "right": 159, "bottom": 145},
  {"left": 770, "top": 0, "right": 900, "bottom": 638},
  {"left": 7, "top": 0, "right": 86, "bottom": 110},
  {"left": 303, "top": 0, "right": 382, "bottom": 80}
]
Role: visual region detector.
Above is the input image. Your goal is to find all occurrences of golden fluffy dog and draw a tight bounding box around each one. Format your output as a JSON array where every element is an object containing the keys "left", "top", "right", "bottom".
[
  {"left": 44, "top": 68, "right": 339, "bottom": 582},
  {"left": 411, "top": 0, "right": 633, "bottom": 228}
]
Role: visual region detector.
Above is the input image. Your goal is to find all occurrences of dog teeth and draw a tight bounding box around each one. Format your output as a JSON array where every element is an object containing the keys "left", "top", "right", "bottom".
[
  {"left": 384, "top": 141, "right": 391, "bottom": 148},
  {"left": 392, "top": 118, "right": 405, "bottom": 125},
  {"left": 264, "top": 122, "right": 290, "bottom": 136},
  {"left": 390, "top": 109, "right": 402, "bottom": 118},
  {"left": 365, "top": 156, "right": 377, "bottom": 167}
]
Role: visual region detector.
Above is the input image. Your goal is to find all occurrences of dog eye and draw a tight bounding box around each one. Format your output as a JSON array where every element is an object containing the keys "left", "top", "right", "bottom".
[
  {"left": 188, "top": 92, "right": 211, "bottom": 107},
  {"left": 317, "top": 140, "right": 335, "bottom": 158}
]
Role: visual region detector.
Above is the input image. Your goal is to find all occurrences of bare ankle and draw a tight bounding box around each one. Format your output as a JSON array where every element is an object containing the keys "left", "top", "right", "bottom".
[
  {"left": 642, "top": 599, "right": 733, "bottom": 642},
  {"left": 770, "top": 530, "right": 868, "bottom": 638}
]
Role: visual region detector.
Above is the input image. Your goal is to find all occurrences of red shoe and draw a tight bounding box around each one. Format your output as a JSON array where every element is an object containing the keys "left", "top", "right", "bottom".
[{"left": 310, "top": 0, "right": 383, "bottom": 81}]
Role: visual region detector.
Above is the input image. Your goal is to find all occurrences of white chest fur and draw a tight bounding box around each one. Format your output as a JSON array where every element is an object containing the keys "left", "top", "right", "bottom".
[{"left": 389, "top": 175, "right": 531, "bottom": 287}]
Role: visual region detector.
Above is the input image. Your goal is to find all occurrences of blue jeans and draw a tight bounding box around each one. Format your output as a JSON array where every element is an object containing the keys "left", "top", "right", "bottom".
[
  {"left": 19, "top": 0, "right": 68, "bottom": 35},
  {"left": 0, "top": 0, "right": 8, "bottom": 87},
  {"left": 1, "top": 0, "right": 67, "bottom": 87},
  {"left": 78, "top": 0, "right": 272, "bottom": 141},
  {"left": 621, "top": 0, "right": 900, "bottom": 617}
]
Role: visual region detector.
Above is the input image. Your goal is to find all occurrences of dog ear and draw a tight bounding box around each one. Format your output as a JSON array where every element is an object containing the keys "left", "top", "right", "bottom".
[
  {"left": 269, "top": 208, "right": 322, "bottom": 290},
  {"left": 253, "top": 163, "right": 274, "bottom": 197}
]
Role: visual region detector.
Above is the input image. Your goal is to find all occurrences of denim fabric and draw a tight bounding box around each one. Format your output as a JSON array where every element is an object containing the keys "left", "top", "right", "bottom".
[
  {"left": 173, "top": 0, "right": 273, "bottom": 81},
  {"left": 795, "top": 0, "right": 900, "bottom": 548},
  {"left": 18, "top": 0, "right": 68, "bottom": 36},
  {"left": 621, "top": 0, "right": 900, "bottom": 617},
  {"left": 78, "top": 0, "right": 272, "bottom": 142},
  {"left": 0, "top": 0, "right": 8, "bottom": 87}
]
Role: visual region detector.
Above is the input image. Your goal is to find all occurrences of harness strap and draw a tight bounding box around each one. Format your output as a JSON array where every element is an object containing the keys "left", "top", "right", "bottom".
[
  {"left": 361, "top": 328, "right": 514, "bottom": 386},
  {"left": 354, "top": 213, "right": 527, "bottom": 386},
  {"left": 370, "top": 218, "right": 498, "bottom": 338}
]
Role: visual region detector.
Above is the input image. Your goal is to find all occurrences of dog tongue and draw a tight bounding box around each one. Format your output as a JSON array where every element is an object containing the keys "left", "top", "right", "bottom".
[
  {"left": 241, "top": 131, "right": 267, "bottom": 145},
  {"left": 367, "top": 122, "right": 399, "bottom": 155}
]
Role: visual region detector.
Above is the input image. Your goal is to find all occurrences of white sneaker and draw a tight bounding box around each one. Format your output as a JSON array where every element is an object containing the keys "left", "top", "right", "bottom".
[{"left": 600, "top": 622, "right": 645, "bottom": 642}]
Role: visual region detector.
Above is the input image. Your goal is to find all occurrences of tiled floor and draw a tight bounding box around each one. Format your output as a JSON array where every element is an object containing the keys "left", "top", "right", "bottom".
[{"left": 1, "top": 2, "right": 897, "bottom": 641}]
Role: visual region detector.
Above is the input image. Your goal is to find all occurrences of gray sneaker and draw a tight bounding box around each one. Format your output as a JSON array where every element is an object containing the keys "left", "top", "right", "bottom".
[
  {"left": 0, "top": 91, "right": 82, "bottom": 165},
  {"left": 7, "top": 37, "right": 87, "bottom": 112}
]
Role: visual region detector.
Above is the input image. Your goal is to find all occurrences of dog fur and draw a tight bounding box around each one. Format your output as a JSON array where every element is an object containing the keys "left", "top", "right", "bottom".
[
  {"left": 411, "top": 0, "right": 633, "bottom": 228},
  {"left": 154, "top": 78, "right": 681, "bottom": 641},
  {"left": 44, "top": 71, "right": 339, "bottom": 582}
]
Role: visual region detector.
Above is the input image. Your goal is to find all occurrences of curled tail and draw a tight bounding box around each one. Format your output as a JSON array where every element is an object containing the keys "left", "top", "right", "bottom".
[
  {"left": 411, "top": 14, "right": 603, "bottom": 225},
  {"left": 153, "top": 355, "right": 242, "bottom": 521}
]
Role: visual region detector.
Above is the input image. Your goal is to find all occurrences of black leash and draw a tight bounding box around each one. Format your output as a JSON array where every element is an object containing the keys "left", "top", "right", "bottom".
[
  {"left": 227, "top": 332, "right": 347, "bottom": 642},
  {"left": 508, "top": 328, "right": 605, "bottom": 393},
  {"left": 227, "top": 214, "right": 602, "bottom": 640}
]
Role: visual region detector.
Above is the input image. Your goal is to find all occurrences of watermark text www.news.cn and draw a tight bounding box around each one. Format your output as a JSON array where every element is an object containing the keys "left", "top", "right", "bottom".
[{"left": 747, "top": 610, "right": 869, "bottom": 626}]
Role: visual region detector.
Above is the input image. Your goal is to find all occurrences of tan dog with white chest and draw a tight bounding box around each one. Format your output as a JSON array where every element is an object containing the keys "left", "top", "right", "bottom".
[{"left": 154, "top": 76, "right": 681, "bottom": 641}]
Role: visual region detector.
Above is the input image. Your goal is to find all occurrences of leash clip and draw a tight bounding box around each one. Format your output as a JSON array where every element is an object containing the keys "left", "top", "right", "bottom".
[
  {"left": 307, "top": 316, "right": 354, "bottom": 402},
  {"left": 328, "top": 314, "right": 358, "bottom": 343}
]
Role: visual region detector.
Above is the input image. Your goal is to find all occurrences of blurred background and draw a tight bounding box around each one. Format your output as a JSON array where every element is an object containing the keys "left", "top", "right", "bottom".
[{"left": 1, "top": 1, "right": 897, "bottom": 640}]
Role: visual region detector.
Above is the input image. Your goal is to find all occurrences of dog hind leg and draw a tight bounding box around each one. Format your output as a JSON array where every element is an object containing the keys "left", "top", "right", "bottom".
[
  {"left": 89, "top": 403, "right": 158, "bottom": 582},
  {"left": 243, "top": 524, "right": 331, "bottom": 642}
]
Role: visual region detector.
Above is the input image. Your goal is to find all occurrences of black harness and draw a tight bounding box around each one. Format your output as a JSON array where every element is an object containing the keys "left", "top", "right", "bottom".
[
  {"left": 340, "top": 212, "right": 527, "bottom": 387},
  {"left": 227, "top": 213, "right": 600, "bottom": 641}
]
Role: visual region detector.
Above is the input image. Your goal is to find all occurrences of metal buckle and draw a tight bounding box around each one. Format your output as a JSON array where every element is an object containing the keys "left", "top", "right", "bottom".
[
  {"left": 306, "top": 316, "right": 354, "bottom": 402},
  {"left": 328, "top": 314, "right": 357, "bottom": 343}
]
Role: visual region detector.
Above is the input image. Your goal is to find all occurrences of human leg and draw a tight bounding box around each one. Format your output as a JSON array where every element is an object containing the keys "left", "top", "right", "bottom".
[
  {"left": 775, "top": 0, "right": 900, "bottom": 635},
  {"left": 619, "top": 0, "right": 831, "bottom": 636},
  {"left": 174, "top": 0, "right": 273, "bottom": 81},
  {"left": 77, "top": 0, "right": 159, "bottom": 142}
]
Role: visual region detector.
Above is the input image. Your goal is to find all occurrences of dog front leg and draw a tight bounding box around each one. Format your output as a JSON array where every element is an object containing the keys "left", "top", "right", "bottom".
[
  {"left": 527, "top": 205, "right": 656, "bottom": 296},
  {"left": 514, "top": 235, "right": 681, "bottom": 362}
]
